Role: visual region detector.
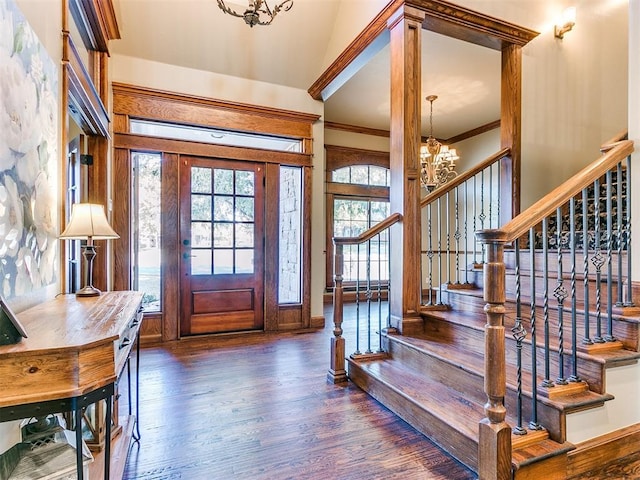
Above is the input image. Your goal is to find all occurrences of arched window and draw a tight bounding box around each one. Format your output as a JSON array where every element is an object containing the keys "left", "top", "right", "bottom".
[{"left": 325, "top": 145, "right": 390, "bottom": 292}]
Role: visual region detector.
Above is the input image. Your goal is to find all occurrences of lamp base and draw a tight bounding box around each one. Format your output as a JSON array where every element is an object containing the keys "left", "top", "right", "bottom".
[{"left": 75, "top": 285, "right": 102, "bottom": 297}]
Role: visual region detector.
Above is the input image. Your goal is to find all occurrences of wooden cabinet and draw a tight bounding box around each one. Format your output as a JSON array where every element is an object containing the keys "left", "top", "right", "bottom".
[{"left": 0, "top": 291, "right": 143, "bottom": 480}]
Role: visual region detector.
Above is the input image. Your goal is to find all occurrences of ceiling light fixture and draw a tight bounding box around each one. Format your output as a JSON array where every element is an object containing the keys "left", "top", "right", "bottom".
[
  {"left": 420, "top": 95, "right": 459, "bottom": 192},
  {"left": 217, "top": 0, "right": 293, "bottom": 27}
]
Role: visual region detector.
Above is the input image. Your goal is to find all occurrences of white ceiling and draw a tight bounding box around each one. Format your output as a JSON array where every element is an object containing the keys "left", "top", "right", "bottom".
[{"left": 111, "top": 0, "right": 505, "bottom": 139}]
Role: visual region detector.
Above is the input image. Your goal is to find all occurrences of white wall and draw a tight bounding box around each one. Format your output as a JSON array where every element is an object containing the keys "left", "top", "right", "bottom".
[{"left": 324, "top": 129, "right": 390, "bottom": 152}]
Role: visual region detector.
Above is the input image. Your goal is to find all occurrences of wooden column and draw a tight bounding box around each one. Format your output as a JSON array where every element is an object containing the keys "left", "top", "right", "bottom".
[
  {"left": 387, "top": 6, "right": 425, "bottom": 334},
  {"left": 500, "top": 44, "right": 522, "bottom": 222},
  {"left": 476, "top": 229, "right": 511, "bottom": 480},
  {"left": 328, "top": 243, "right": 347, "bottom": 383}
]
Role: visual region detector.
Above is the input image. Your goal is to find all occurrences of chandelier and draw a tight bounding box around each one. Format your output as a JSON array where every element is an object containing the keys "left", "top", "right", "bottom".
[
  {"left": 217, "top": 0, "right": 293, "bottom": 27},
  {"left": 420, "top": 95, "right": 459, "bottom": 192}
]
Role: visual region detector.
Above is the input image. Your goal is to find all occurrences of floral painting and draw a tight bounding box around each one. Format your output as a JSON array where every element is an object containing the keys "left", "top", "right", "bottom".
[{"left": 0, "top": 0, "right": 58, "bottom": 299}]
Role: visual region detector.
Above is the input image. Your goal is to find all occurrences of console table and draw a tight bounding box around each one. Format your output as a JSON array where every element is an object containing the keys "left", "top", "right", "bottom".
[{"left": 0, "top": 291, "right": 143, "bottom": 480}]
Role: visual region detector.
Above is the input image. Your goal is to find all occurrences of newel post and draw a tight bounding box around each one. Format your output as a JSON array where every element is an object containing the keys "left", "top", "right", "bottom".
[
  {"left": 328, "top": 242, "right": 347, "bottom": 384},
  {"left": 475, "top": 229, "right": 511, "bottom": 480}
]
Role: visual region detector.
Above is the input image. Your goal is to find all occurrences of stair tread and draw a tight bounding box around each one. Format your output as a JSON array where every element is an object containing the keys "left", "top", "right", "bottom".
[
  {"left": 388, "top": 332, "right": 613, "bottom": 411},
  {"left": 353, "top": 356, "right": 484, "bottom": 442}
]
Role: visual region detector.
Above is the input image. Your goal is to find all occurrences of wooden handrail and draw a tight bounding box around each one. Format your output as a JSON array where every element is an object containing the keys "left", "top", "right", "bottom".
[
  {"left": 600, "top": 129, "right": 628, "bottom": 152},
  {"left": 420, "top": 148, "right": 511, "bottom": 208},
  {"left": 334, "top": 212, "right": 403, "bottom": 246},
  {"left": 501, "top": 140, "right": 634, "bottom": 242}
]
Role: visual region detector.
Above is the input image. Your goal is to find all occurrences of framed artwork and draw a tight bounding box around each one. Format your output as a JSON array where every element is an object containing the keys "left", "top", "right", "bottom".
[{"left": 0, "top": 0, "right": 59, "bottom": 299}]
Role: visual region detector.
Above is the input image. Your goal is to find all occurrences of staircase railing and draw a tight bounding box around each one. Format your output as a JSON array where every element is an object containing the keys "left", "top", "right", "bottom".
[
  {"left": 476, "top": 137, "right": 634, "bottom": 480},
  {"left": 327, "top": 212, "right": 402, "bottom": 384},
  {"left": 420, "top": 148, "right": 512, "bottom": 307}
]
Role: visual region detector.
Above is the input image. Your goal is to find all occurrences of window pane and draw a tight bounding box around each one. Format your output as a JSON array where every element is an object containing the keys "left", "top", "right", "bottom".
[
  {"left": 191, "top": 249, "right": 212, "bottom": 275},
  {"left": 214, "top": 223, "right": 233, "bottom": 248},
  {"left": 235, "top": 223, "right": 253, "bottom": 248},
  {"left": 235, "top": 249, "right": 254, "bottom": 274},
  {"left": 279, "top": 166, "right": 302, "bottom": 303},
  {"left": 213, "top": 196, "right": 234, "bottom": 221},
  {"left": 213, "top": 249, "right": 234, "bottom": 274},
  {"left": 214, "top": 169, "right": 234, "bottom": 194},
  {"left": 132, "top": 152, "right": 162, "bottom": 312},
  {"left": 130, "top": 119, "right": 303, "bottom": 152},
  {"left": 192, "top": 222, "right": 212, "bottom": 248},
  {"left": 192, "top": 194, "right": 212, "bottom": 221},
  {"left": 332, "top": 167, "right": 350, "bottom": 184},
  {"left": 371, "top": 201, "right": 390, "bottom": 222},
  {"left": 369, "top": 166, "right": 390, "bottom": 186},
  {"left": 350, "top": 165, "right": 369, "bottom": 185},
  {"left": 235, "top": 197, "right": 254, "bottom": 222},
  {"left": 235, "top": 171, "right": 254, "bottom": 196},
  {"left": 191, "top": 167, "right": 211, "bottom": 193}
]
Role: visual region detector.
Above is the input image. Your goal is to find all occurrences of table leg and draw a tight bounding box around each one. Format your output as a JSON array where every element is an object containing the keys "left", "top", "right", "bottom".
[
  {"left": 105, "top": 393, "right": 112, "bottom": 479},
  {"left": 75, "top": 404, "right": 84, "bottom": 480}
]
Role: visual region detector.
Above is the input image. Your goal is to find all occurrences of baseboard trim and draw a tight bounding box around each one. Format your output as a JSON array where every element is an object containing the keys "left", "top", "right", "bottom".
[
  {"left": 310, "top": 316, "right": 325, "bottom": 329},
  {"left": 566, "top": 423, "right": 640, "bottom": 478}
]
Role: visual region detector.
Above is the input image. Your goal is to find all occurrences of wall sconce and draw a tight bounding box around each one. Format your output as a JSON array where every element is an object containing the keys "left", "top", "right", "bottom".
[{"left": 555, "top": 7, "right": 576, "bottom": 39}]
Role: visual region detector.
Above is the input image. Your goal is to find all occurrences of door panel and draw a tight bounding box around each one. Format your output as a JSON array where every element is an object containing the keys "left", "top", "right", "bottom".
[{"left": 180, "top": 156, "right": 264, "bottom": 336}]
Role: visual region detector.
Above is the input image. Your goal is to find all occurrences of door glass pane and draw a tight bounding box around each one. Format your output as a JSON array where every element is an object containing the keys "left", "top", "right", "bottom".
[
  {"left": 192, "top": 195, "right": 212, "bottom": 221},
  {"left": 191, "top": 249, "right": 212, "bottom": 275},
  {"left": 192, "top": 222, "right": 212, "bottom": 248},
  {"left": 132, "top": 152, "right": 162, "bottom": 312},
  {"left": 235, "top": 250, "right": 254, "bottom": 274},
  {"left": 191, "top": 167, "right": 212, "bottom": 193},
  {"left": 235, "top": 224, "right": 253, "bottom": 248},
  {"left": 213, "top": 249, "right": 234, "bottom": 274},
  {"left": 213, "top": 196, "right": 234, "bottom": 221},
  {"left": 214, "top": 169, "right": 233, "bottom": 194},
  {"left": 235, "top": 171, "right": 254, "bottom": 196},
  {"left": 279, "top": 166, "right": 302, "bottom": 303},
  {"left": 213, "top": 223, "right": 233, "bottom": 248},
  {"left": 235, "top": 197, "right": 254, "bottom": 222}
]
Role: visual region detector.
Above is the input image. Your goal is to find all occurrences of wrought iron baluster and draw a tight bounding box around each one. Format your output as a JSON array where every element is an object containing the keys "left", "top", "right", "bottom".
[
  {"left": 464, "top": 180, "right": 470, "bottom": 285},
  {"left": 455, "top": 187, "right": 461, "bottom": 285},
  {"left": 605, "top": 170, "right": 616, "bottom": 342},
  {"left": 554, "top": 207, "right": 568, "bottom": 385},
  {"left": 497, "top": 161, "right": 501, "bottom": 225},
  {"left": 446, "top": 192, "right": 452, "bottom": 285},
  {"left": 489, "top": 164, "right": 493, "bottom": 227},
  {"left": 480, "top": 170, "right": 486, "bottom": 262},
  {"left": 529, "top": 228, "right": 541, "bottom": 430},
  {"left": 582, "top": 188, "right": 592, "bottom": 345},
  {"left": 542, "top": 218, "right": 553, "bottom": 388},
  {"left": 512, "top": 240, "right": 527, "bottom": 435},
  {"left": 377, "top": 234, "right": 383, "bottom": 352},
  {"left": 592, "top": 179, "right": 605, "bottom": 343},
  {"left": 616, "top": 162, "right": 624, "bottom": 306},
  {"left": 473, "top": 175, "right": 479, "bottom": 266},
  {"left": 625, "top": 156, "right": 633, "bottom": 306},
  {"left": 438, "top": 197, "right": 444, "bottom": 305},
  {"left": 355, "top": 244, "right": 361, "bottom": 355},
  {"left": 427, "top": 203, "right": 434, "bottom": 306},
  {"left": 366, "top": 239, "right": 372, "bottom": 354},
  {"left": 569, "top": 198, "right": 581, "bottom": 382}
]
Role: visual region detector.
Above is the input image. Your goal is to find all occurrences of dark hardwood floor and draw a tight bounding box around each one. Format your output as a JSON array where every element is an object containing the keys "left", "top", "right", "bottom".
[{"left": 122, "top": 305, "right": 477, "bottom": 479}]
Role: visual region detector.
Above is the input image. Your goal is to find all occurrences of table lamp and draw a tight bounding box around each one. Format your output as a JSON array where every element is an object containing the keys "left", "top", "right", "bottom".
[{"left": 60, "top": 203, "right": 120, "bottom": 296}]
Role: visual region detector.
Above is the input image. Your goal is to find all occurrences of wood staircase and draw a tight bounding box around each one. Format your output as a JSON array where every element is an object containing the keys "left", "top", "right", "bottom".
[
  {"left": 347, "top": 266, "right": 640, "bottom": 478},
  {"left": 330, "top": 136, "right": 637, "bottom": 479}
]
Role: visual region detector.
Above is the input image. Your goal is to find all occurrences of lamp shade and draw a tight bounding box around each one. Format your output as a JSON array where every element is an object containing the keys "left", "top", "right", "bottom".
[{"left": 60, "top": 203, "right": 119, "bottom": 240}]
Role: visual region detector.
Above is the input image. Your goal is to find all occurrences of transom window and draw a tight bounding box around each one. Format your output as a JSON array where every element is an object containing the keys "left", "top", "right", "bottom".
[{"left": 332, "top": 165, "right": 390, "bottom": 186}]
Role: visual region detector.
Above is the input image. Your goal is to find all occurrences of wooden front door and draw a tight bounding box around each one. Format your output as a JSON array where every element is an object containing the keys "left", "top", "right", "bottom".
[{"left": 180, "top": 156, "right": 264, "bottom": 335}]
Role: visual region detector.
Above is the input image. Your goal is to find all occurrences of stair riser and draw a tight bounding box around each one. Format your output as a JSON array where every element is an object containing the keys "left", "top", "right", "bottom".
[{"left": 347, "top": 359, "right": 479, "bottom": 472}]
